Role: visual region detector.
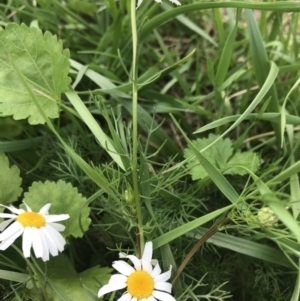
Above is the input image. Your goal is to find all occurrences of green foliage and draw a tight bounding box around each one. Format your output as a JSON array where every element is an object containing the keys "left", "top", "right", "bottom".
[
  {"left": 184, "top": 134, "right": 261, "bottom": 180},
  {"left": 0, "top": 1, "right": 300, "bottom": 301},
  {"left": 23, "top": 181, "right": 90, "bottom": 238},
  {"left": 0, "top": 23, "right": 70, "bottom": 124},
  {"left": 67, "top": 0, "right": 97, "bottom": 16},
  {"left": 32, "top": 255, "right": 111, "bottom": 301},
  {"left": 0, "top": 153, "right": 22, "bottom": 204}
]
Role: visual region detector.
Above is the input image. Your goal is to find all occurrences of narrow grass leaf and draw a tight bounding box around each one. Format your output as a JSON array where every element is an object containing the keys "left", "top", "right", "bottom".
[
  {"left": 213, "top": 8, "right": 224, "bottom": 44},
  {"left": 188, "top": 228, "right": 293, "bottom": 269},
  {"left": 162, "top": 2, "right": 217, "bottom": 46},
  {"left": 70, "top": 59, "right": 127, "bottom": 98},
  {"left": 246, "top": 9, "right": 280, "bottom": 143},
  {"left": 0, "top": 137, "right": 43, "bottom": 153},
  {"left": 65, "top": 89, "right": 126, "bottom": 171},
  {"left": 194, "top": 61, "right": 278, "bottom": 138},
  {"left": 0, "top": 270, "right": 28, "bottom": 282},
  {"left": 140, "top": 3, "right": 300, "bottom": 41},
  {"left": 268, "top": 161, "right": 300, "bottom": 184},
  {"left": 280, "top": 78, "right": 300, "bottom": 147},
  {"left": 266, "top": 196, "right": 300, "bottom": 242},
  {"left": 171, "top": 115, "right": 240, "bottom": 204},
  {"left": 215, "top": 11, "right": 239, "bottom": 88},
  {"left": 153, "top": 204, "right": 233, "bottom": 249},
  {"left": 194, "top": 112, "right": 300, "bottom": 133},
  {"left": 287, "top": 126, "right": 300, "bottom": 300}
]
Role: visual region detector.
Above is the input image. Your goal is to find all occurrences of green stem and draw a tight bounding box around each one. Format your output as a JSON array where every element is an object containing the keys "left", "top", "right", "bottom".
[
  {"left": 130, "top": 0, "right": 144, "bottom": 256},
  {"left": 172, "top": 218, "right": 231, "bottom": 285},
  {"left": 12, "top": 244, "right": 49, "bottom": 301}
]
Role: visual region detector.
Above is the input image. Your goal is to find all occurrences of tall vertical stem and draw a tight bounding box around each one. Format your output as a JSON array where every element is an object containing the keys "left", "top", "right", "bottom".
[{"left": 130, "top": 0, "right": 144, "bottom": 255}]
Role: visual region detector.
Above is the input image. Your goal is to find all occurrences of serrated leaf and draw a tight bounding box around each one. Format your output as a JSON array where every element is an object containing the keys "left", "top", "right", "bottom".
[
  {"left": 0, "top": 23, "right": 70, "bottom": 124},
  {"left": 23, "top": 180, "right": 90, "bottom": 237},
  {"left": 184, "top": 134, "right": 261, "bottom": 180},
  {"left": 226, "top": 151, "right": 261, "bottom": 175},
  {"left": 48, "top": 256, "right": 111, "bottom": 301},
  {"left": 0, "top": 153, "right": 22, "bottom": 204},
  {"left": 31, "top": 255, "right": 111, "bottom": 301},
  {"left": 184, "top": 134, "right": 233, "bottom": 180}
]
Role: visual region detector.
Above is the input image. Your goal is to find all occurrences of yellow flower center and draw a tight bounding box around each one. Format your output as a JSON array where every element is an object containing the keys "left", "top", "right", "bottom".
[
  {"left": 127, "top": 270, "right": 154, "bottom": 298},
  {"left": 17, "top": 212, "right": 46, "bottom": 228}
]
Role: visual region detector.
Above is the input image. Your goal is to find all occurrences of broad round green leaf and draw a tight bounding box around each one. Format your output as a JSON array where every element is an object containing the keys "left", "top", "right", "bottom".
[
  {"left": 24, "top": 180, "right": 90, "bottom": 238},
  {"left": 29, "top": 255, "right": 111, "bottom": 301},
  {"left": 0, "top": 23, "right": 70, "bottom": 124}
]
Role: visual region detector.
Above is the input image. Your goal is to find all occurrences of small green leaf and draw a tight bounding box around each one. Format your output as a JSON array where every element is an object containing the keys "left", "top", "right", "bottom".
[
  {"left": 34, "top": 255, "right": 111, "bottom": 301},
  {"left": 24, "top": 180, "right": 90, "bottom": 238},
  {"left": 226, "top": 152, "right": 261, "bottom": 176},
  {"left": 184, "top": 134, "right": 261, "bottom": 180},
  {"left": 184, "top": 134, "right": 232, "bottom": 180},
  {"left": 0, "top": 153, "right": 22, "bottom": 204},
  {"left": 0, "top": 23, "right": 70, "bottom": 124}
]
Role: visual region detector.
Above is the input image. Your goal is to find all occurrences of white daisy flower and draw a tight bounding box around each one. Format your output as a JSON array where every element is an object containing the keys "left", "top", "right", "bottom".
[
  {"left": 137, "top": 0, "right": 181, "bottom": 9},
  {"left": 98, "top": 241, "right": 176, "bottom": 301},
  {"left": 0, "top": 203, "right": 70, "bottom": 262}
]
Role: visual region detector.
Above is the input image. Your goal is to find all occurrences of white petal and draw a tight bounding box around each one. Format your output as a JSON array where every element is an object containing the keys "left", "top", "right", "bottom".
[
  {"left": 113, "top": 260, "right": 135, "bottom": 276},
  {"left": 31, "top": 228, "right": 44, "bottom": 258},
  {"left": 0, "top": 222, "right": 23, "bottom": 241},
  {"left": 142, "top": 242, "right": 153, "bottom": 271},
  {"left": 98, "top": 282, "right": 127, "bottom": 298},
  {"left": 169, "top": 0, "right": 181, "bottom": 5},
  {"left": 108, "top": 274, "right": 127, "bottom": 285},
  {"left": 0, "top": 213, "right": 17, "bottom": 219},
  {"left": 120, "top": 254, "right": 141, "bottom": 270},
  {"left": 147, "top": 296, "right": 156, "bottom": 301},
  {"left": 45, "top": 214, "right": 70, "bottom": 223},
  {"left": 117, "top": 293, "right": 132, "bottom": 301},
  {"left": 147, "top": 264, "right": 153, "bottom": 274},
  {"left": 136, "top": 0, "right": 143, "bottom": 8},
  {"left": 48, "top": 222, "right": 65, "bottom": 232},
  {"left": 155, "top": 0, "right": 162, "bottom": 3},
  {"left": 39, "top": 227, "right": 59, "bottom": 257},
  {"left": 0, "top": 227, "right": 23, "bottom": 250},
  {"left": 23, "top": 228, "right": 34, "bottom": 257},
  {"left": 152, "top": 291, "right": 176, "bottom": 301},
  {"left": 154, "top": 282, "right": 172, "bottom": 293},
  {"left": 44, "top": 224, "right": 66, "bottom": 251},
  {"left": 154, "top": 266, "right": 171, "bottom": 283},
  {"left": 39, "top": 204, "right": 51, "bottom": 215},
  {"left": 151, "top": 262, "right": 161, "bottom": 278},
  {"left": 131, "top": 298, "right": 137, "bottom": 301},
  {"left": 1, "top": 205, "right": 24, "bottom": 215},
  {"left": 142, "top": 242, "right": 153, "bottom": 261},
  {"left": 39, "top": 230, "right": 50, "bottom": 261},
  {"left": 0, "top": 218, "right": 15, "bottom": 231},
  {"left": 119, "top": 252, "right": 127, "bottom": 258}
]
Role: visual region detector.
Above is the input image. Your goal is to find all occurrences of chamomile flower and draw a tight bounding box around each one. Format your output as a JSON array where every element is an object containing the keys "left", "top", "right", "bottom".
[
  {"left": 0, "top": 203, "right": 70, "bottom": 261},
  {"left": 137, "top": 0, "right": 181, "bottom": 9},
  {"left": 98, "top": 241, "right": 176, "bottom": 301}
]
